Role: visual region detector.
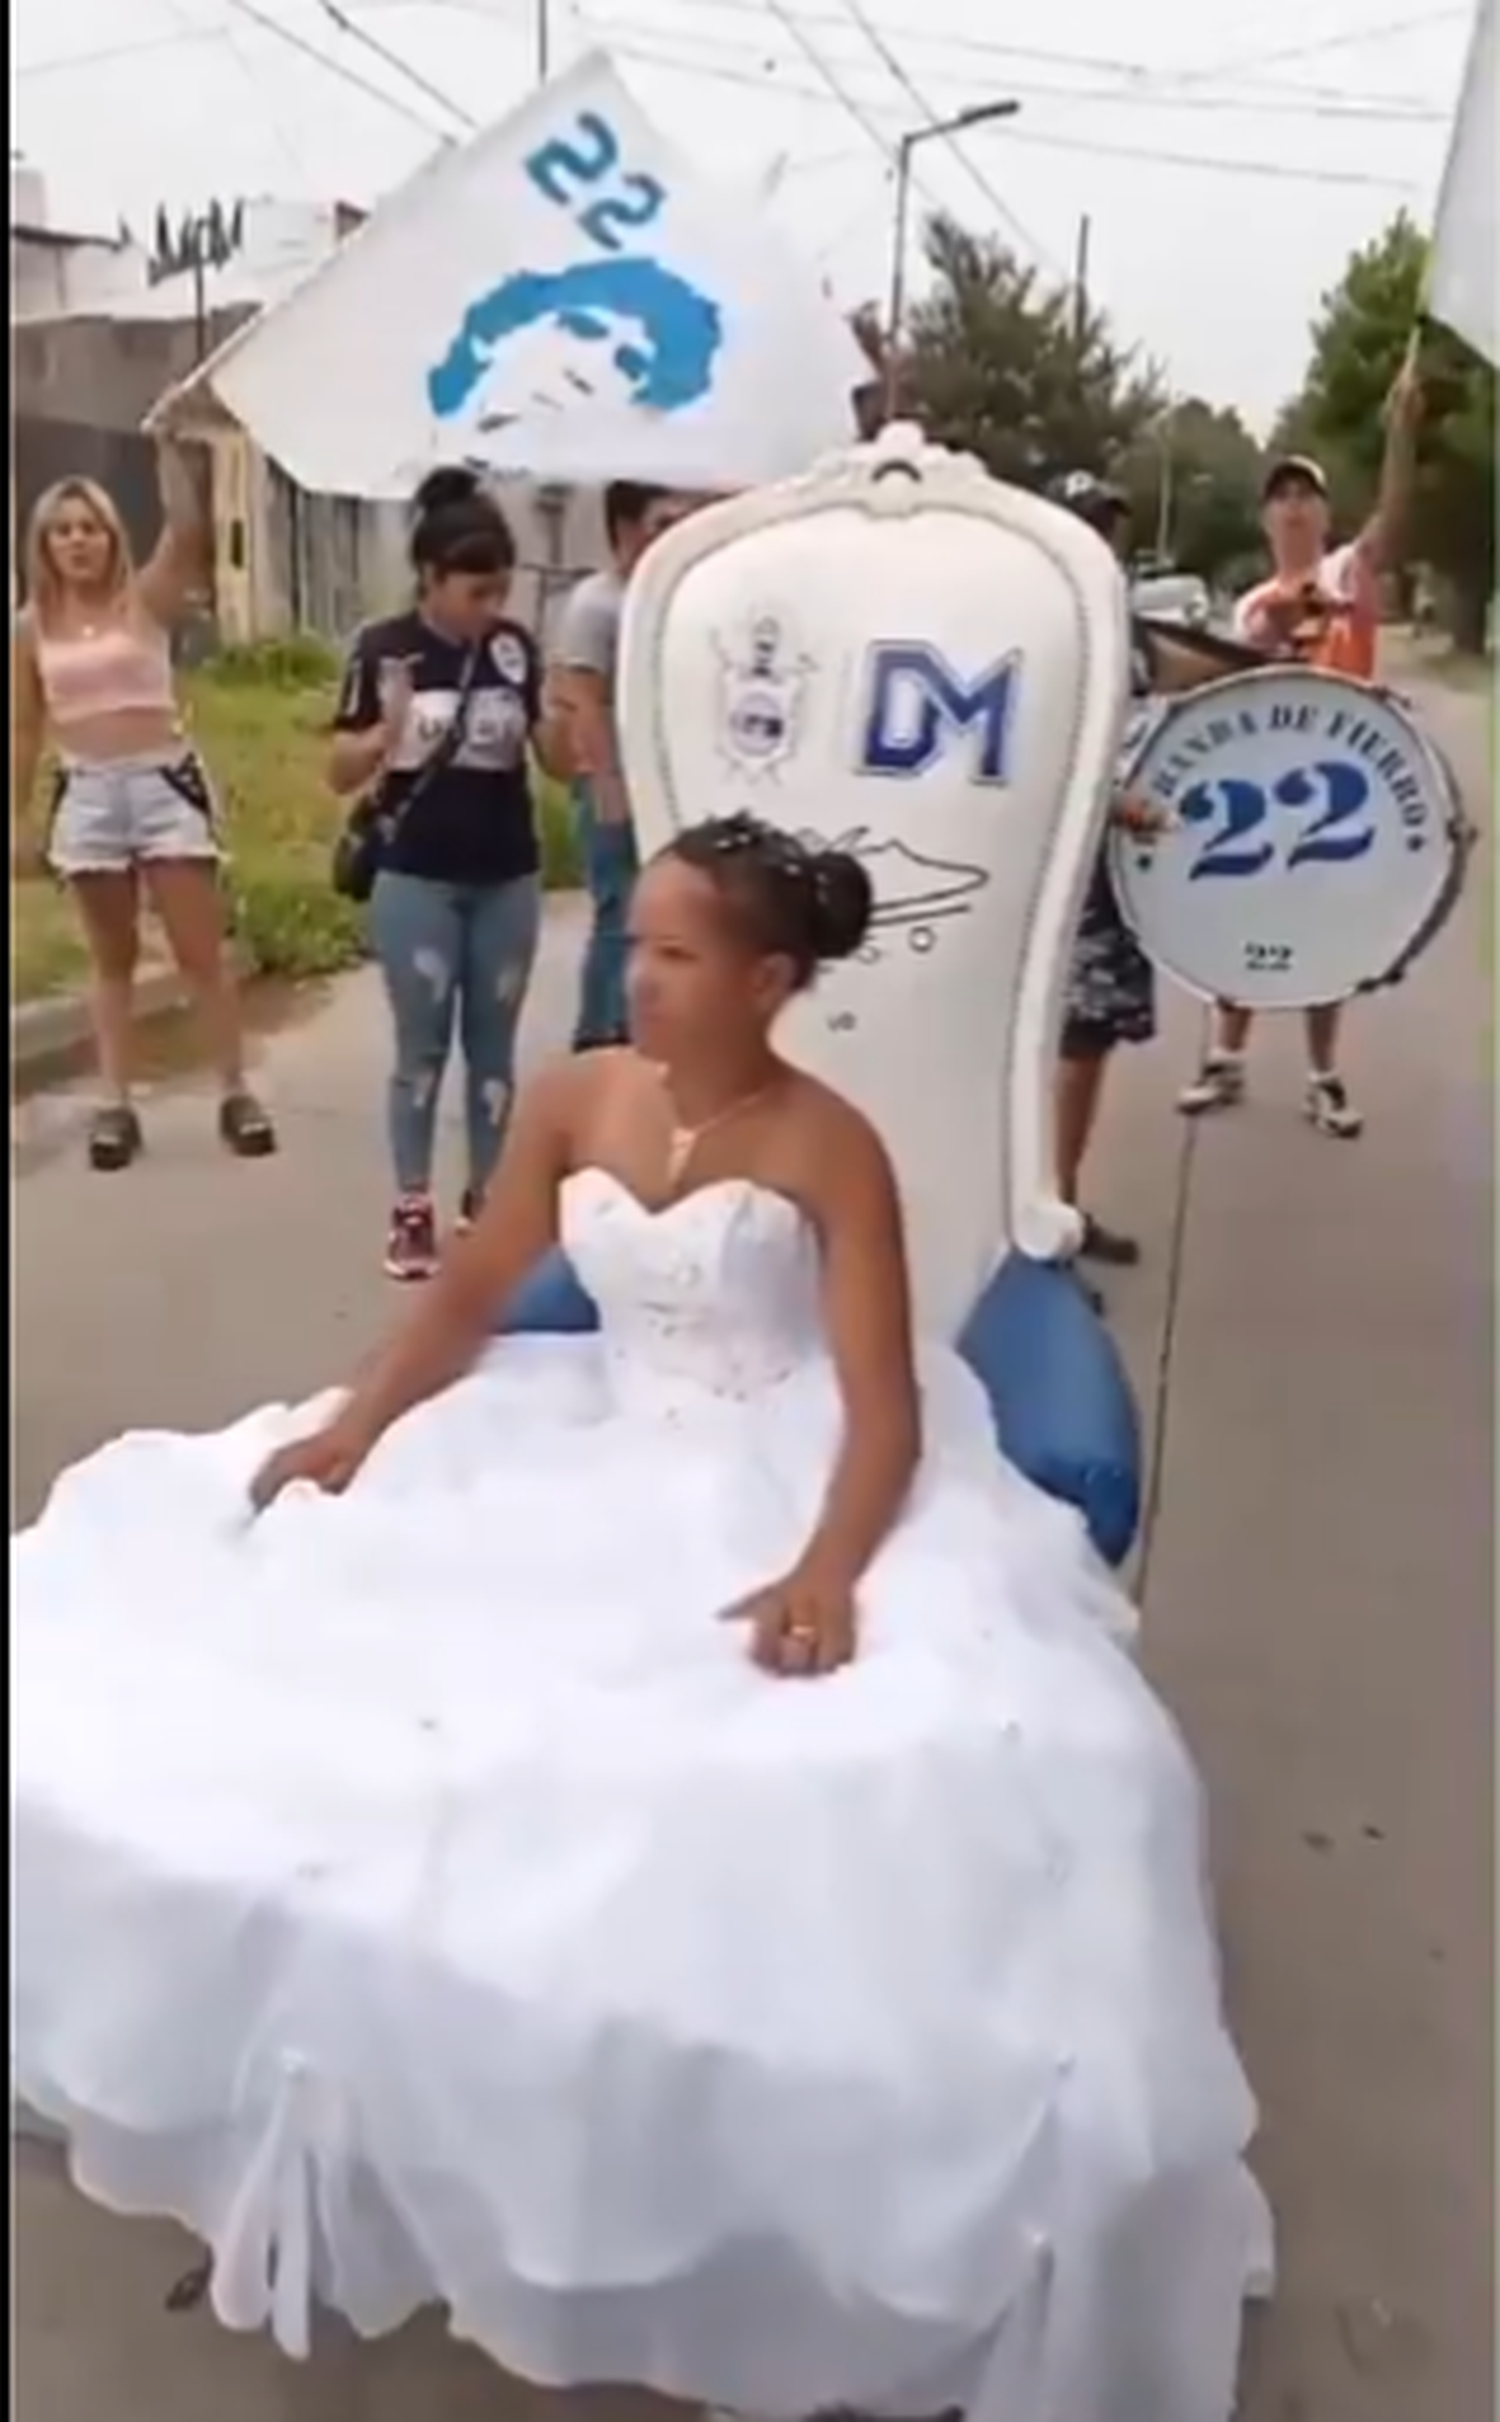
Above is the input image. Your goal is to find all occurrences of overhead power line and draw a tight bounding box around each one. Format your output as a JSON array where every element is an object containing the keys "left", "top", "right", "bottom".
[
  {"left": 580, "top": 6, "right": 1448, "bottom": 125},
  {"left": 1166, "top": 5, "right": 1469, "bottom": 88},
  {"left": 579, "top": 0, "right": 1459, "bottom": 106},
  {"left": 314, "top": 0, "right": 480, "bottom": 126},
  {"left": 24, "top": 4, "right": 1447, "bottom": 129},
  {"left": 17, "top": 0, "right": 1437, "bottom": 209},
  {"left": 218, "top": 0, "right": 460, "bottom": 141},
  {"left": 752, "top": 0, "right": 898, "bottom": 167},
  {"left": 196, "top": 0, "right": 315, "bottom": 190},
  {"left": 1001, "top": 120, "right": 1421, "bottom": 192},
  {"left": 342, "top": 0, "right": 1462, "bottom": 127},
  {"left": 20, "top": 27, "right": 229, "bottom": 77},
  {"left": 834, "top": 0, "right": 1055, "bottom": 271},
  {"left": 602, "top": 31, "right": 1426, "bottom": 193},
  {"left": 575, "top": 0, "right": 966, "bottom": 244}
]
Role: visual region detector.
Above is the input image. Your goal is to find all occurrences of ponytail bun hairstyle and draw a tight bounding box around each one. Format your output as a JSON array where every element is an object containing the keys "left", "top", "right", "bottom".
[
  {"left": 664, "top": 814, "right": 874, "bottom": 988},
  {"left": 409, "top": 464, "right": 517, "bottom": 581},
  {"left": 412, "top": 466, "right": 486, "bottom": 518}
]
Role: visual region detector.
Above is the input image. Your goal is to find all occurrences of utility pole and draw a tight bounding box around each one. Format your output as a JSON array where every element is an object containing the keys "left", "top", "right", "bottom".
[
  {"left": 536, "top": 0, "right": 550, "bottom": 82},
  {"left": 1155, "top": 414, "right": 1176, "bottom": 564},
  {"left": 185, "top": 210, "right": 213, "bottom": 365},
  {"left": 1071, "top": 212, "right": 1091, "bottom": 353}
]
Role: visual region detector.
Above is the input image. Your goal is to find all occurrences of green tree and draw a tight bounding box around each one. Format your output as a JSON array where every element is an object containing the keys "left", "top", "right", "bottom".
[
  {"left": 1279, "top": 209, "right": 1496, "bottom": 651},
  {"left": 895, "top": 214, "right": 1162, "bottom": 488},
  {"left": 1116, "top": 398, "right": 1264, "bottom": 588}
]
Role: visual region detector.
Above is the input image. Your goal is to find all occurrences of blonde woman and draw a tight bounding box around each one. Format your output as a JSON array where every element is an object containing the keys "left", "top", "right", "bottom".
[{"left": 11, "top": 439, "right": 275, "bottom": 1170}]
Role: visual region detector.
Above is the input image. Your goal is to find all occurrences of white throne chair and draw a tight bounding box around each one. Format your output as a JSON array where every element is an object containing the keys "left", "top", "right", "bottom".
[{"left": 502, "top": 423, "right": 1143, "bottom": 1562}]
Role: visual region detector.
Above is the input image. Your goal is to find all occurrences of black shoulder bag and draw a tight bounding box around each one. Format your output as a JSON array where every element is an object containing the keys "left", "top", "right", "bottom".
[{"left": 332, "top": 646, "right": 483, "bottom": 905}]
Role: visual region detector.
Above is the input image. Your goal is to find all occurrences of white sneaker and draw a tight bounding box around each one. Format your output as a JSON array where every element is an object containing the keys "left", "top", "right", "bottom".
[
  {"left": 1177, "top": 1052, "right": 1247, "bottom": 1116},
  {"left": 1304, "top": 1072, "right": 1364, "bottom": 1138}
]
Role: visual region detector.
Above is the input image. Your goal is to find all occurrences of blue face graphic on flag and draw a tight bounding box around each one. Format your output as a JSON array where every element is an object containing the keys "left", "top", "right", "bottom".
[{"left": 427, "top": 257, "right": 723, "bottom": 422}]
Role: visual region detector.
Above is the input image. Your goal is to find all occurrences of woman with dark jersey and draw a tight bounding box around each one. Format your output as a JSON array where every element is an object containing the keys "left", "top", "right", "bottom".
[{"left": 330, "top": 471, "right": 566, "bottom": 1278}]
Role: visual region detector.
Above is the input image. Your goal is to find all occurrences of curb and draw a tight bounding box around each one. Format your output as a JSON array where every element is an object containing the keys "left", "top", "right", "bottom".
[
  {"left": 11, "top": 951, "right": 254, "bottom": 1082},
  {"left": 8, "top": 900, "right": 588, "bottom": 1084}
]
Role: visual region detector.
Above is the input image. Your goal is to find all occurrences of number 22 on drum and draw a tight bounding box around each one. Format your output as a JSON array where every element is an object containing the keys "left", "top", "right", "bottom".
[{"left": 1179, "top": 761, "right": 1374, "bottom": 882}]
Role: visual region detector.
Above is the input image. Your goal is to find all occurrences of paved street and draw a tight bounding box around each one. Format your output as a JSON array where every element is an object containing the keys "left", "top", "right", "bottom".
[{"left": 12, "top": 659, "right": 1493, "bottom": 2422}]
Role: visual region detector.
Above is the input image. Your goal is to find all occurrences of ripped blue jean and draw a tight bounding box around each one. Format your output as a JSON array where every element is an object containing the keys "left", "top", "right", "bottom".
[{"left": 369, "top": 870, "right": 541, "bottom": 1198}]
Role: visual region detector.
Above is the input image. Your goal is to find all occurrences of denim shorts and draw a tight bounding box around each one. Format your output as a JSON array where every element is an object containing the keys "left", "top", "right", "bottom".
[{"left": 48, "top": 748, "right": 220, "bottom": 878}]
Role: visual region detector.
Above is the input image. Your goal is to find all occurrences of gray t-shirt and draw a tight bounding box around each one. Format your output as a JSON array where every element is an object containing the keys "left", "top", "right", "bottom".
[{"left": 554, "top": 567, "right": 624, "bottom": 693}]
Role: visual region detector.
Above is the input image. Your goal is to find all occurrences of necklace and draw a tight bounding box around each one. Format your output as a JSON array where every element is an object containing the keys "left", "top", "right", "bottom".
[{"left": 661, "top": 1069, "right": 775, "bottom": 1186}]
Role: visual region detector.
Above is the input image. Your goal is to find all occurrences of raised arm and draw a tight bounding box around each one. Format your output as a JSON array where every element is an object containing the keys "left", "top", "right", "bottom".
[
  {"left": 251, "top": 1065, "right": 577, "bottom": 1509},
  {"left": 1356, "top": 333, "right": 1424, "bottom": 576},
  {"left": 135, "top": 436, "right": 209, "bottom": 630}
]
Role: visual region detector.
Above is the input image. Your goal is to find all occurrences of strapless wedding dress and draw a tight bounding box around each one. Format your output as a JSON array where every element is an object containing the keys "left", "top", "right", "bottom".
[{"left": 13, "top": 1171, "right": 1269, "bottom": 2422}]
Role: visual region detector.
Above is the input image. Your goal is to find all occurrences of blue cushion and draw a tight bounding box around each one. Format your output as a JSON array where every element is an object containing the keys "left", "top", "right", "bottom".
[
  {"left": 497, "top": 1243, "right": 1141, "bottom": 1568},
  {"left": 501, "top": 1249, "right": 599, "bottom": 1335},
  {"left": 955, "top": 1249, "right": 1141, "bottom": 1567}
]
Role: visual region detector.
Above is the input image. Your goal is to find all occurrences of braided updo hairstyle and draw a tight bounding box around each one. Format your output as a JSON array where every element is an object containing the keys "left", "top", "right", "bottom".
[{"left": 663, "top": 814, "right": 874, "bottom": 990}]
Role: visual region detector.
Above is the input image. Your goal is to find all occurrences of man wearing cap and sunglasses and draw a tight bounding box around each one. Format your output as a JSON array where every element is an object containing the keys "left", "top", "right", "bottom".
[{"left": 1177, "top": 340, "right": 1425, "bottom": 1138}]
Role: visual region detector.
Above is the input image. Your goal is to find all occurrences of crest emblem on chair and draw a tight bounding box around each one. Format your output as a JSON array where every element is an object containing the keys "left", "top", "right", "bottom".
[
  {"left": 714, "top": 611, "right": 812, "bottom": 779},
  {"left": 619, "top": 422, "right": 1131, "bottom": 1336}
]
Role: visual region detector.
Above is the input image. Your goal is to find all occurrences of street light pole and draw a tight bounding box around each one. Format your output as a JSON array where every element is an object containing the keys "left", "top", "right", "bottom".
[
  {"left": 883, "top": 132, "right": 917, "bottom": 418},
  {"left": 882, "top": 99, "right": 1021, "bottom": 421}
]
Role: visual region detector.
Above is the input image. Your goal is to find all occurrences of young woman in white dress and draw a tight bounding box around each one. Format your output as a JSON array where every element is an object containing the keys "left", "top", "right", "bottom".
[{"left": 14, "top": 815, "right": 1267, "bottom": 2422}]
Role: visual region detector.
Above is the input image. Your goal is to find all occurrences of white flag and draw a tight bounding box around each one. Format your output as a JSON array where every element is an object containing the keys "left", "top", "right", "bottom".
[
  {"left": 164, "top": 52, "right": 869, "bottom": 496},
  {"left": 1429, "top": 0, "right": 1496, "bottom": 365}
]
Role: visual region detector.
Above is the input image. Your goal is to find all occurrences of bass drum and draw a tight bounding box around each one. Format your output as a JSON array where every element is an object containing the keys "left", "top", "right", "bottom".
[{"left": 1109, "top": 664, "right": 1471, "bottom": 1011}]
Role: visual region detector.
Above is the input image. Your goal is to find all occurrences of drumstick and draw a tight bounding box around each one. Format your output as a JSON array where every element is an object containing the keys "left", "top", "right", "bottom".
[{"left": 1135, "top": 618, "right": 1270, "bottom": 673}]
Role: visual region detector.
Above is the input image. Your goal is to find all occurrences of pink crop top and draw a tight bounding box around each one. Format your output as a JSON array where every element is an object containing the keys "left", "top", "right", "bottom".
[{"left": 33, "top": 621, "right": 177, "bottom": 728}]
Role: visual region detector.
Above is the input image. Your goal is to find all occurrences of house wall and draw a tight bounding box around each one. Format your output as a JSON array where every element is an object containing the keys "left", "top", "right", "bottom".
[
  {"left": 9, "top": 240, "right": 610, "bottom": 646},
  {"left": 9, "top": 312, "right": 417, "bottom": 646}
]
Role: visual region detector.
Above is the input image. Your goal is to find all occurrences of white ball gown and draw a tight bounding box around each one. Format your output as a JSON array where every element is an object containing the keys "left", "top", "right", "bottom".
[{"left": 13, "top": 1170, "right": 1270, "bottom": 2422}]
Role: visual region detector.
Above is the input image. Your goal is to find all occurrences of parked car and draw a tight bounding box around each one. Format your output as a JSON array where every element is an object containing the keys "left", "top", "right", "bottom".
[{"left": 1130, "top": 570, "right": 1212, "bottom": 630}]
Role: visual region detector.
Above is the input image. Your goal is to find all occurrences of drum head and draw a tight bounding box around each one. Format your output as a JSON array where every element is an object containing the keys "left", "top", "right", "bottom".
[{"left": 1110, "top": 666, "right": 1467, "bottom": 1010}]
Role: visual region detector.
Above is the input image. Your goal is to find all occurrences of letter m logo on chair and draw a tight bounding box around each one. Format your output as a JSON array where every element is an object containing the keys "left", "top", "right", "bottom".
[{"left": 857, "top": 643, "right": 1020, "bottom": 784}]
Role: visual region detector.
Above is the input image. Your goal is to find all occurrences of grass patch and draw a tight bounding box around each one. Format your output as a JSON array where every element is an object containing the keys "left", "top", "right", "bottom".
[
  {"left": 10, "top": 883, "right": 90, "bottom": 1003},
  {"left": 11, "top": 651, "right": 583, "bottom": 1006}
]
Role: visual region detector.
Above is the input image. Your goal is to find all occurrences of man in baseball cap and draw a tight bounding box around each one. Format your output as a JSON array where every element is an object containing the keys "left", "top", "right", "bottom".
[
  {"left": 1259, "top": 453, "right": 1328, "bottom": 503},
  {"left": 1049, "top": 469, "right": 1130, "bottom": 531},
  {"left": 1178, "top": 339, "right": 1425, "bottom": 1139}
]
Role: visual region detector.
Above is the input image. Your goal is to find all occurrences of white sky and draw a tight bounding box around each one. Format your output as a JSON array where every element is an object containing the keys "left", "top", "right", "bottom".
[{"left": 12, "top": 0, "right": 1475, "bottom": 433}]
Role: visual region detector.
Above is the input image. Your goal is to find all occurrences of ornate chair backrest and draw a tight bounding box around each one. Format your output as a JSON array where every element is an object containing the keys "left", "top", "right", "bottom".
[{"left": 618, "top": 422, "right": 1130, "bottom": 1337}]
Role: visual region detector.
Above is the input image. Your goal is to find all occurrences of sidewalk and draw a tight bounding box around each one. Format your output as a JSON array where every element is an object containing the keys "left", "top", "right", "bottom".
[{"left": 13, "top": 671, "right": 1493, "bottom": 2422}]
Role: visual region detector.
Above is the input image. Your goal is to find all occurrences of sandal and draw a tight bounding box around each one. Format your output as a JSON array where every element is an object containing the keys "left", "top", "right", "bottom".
[
  {"left": 87, "top": 1103, "right": 143, "bottom": 1173},
  {"left": 1078, "top": 1213, "right": 1141, "bottom": 1269},
  {"left": 218, "top": 1090, "right": 278, "bottom": 1160}
]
